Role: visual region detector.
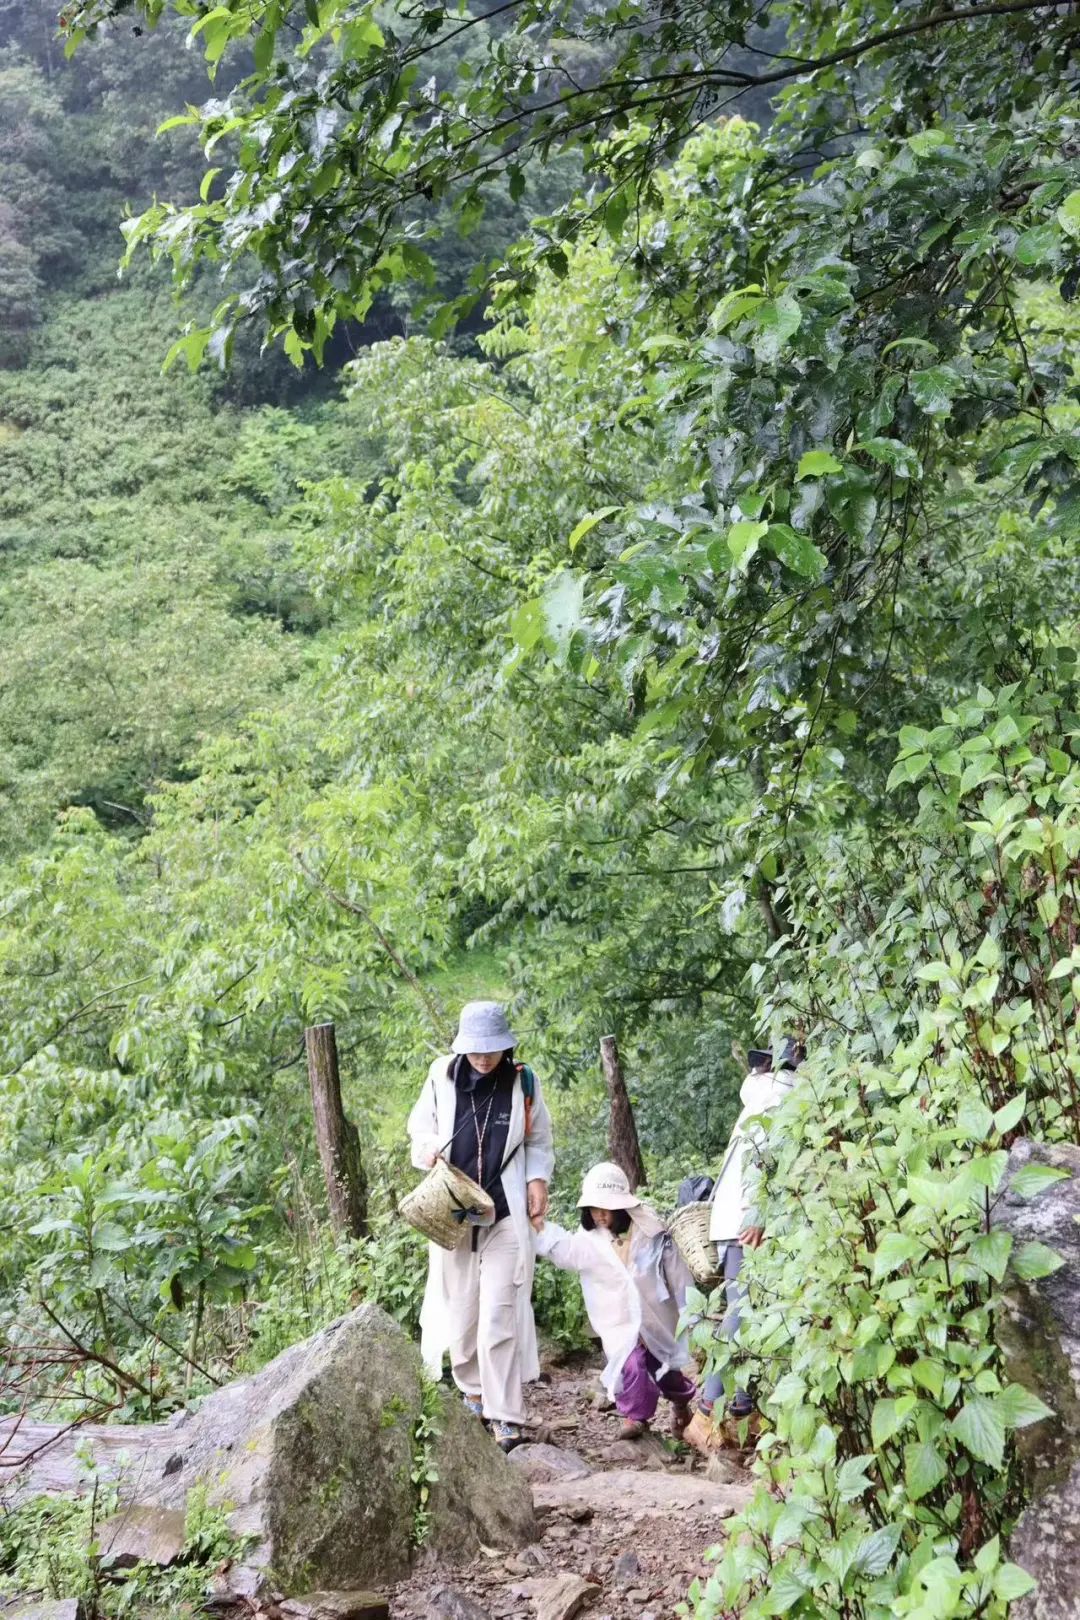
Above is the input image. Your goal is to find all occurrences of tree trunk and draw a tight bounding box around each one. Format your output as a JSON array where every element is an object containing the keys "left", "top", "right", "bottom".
[
  {"left": 600, "top": 1034, "right": 646, "bottom": 1191},
  {"left": 305, "top": 1022, "right": 368, "bottom": 1239}
]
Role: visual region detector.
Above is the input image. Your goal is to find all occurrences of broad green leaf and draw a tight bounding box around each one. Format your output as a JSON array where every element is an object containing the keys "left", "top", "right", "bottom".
[
  {"left": 872, "top": 1398, "right": 905, "bottom": 1448},
  {"left": 995, "top": 1563, "right": 1037, "bottom": 1601},
  {"left": 751, "top": 294, "right": 802, "bottom": 363},
  {"left": 969, "top": 1230, "right": 1012, "bottom": 1282},
  {"left": 995, "top": 1383, "right": 1053, "bottom": 1429},
  {"left": 905, "top": 1440, "right": 948, "bottom": 1500},
  {"left": 1009, "top": 1163, "right": 1070, "bottom": 1199},
  {"left": 907, "top": 129, "right": 948, "bottom": 156},
  {"left": 853, "top": 1523, "right": 901, "bottom": 1576},
  {"left": 796, "top": 450, "right": 844, "bottom": 480},
  {"left": 993, "top": 1092, "right": 1026, "bottom": 1134},
  {"left": 727, "top": 519, "right": 769, "bottom": 571},
  {"left": 856, "top": 437, "right": 922, "bottom": 478},
  {"left": 567, "top": 506, "right": 620, "bottom": 552},
  {"left": 710, "top": 284, "right": 764, "bottom": 332},
  {"left": 950, "top": 1395, "right": 1006, "bottom": 1468},
  {"left": 764, "top": 524, "right": 826, "bottom": 578},
  {"left": 909, "top": 366, "right": 964, "bottom": 416},
  {"left": 1058, "top": 189, "right": 1080, "bottom": 240},
  {"left": 836, "top": 1453, "right": 874, "bottom": 1500},
  {"left": 1012, "top": 1240, "right": 1064, "bottom": 1280},
  {"left": 872, "top": 1231, "right": 923, "bottom": 1279},
  {"left": 542, "top": 572, "right": 585, "bottom": 655}
]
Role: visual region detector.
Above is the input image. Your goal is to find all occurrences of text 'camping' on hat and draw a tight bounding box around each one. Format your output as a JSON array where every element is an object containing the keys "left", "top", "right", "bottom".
[{"left": 577, "top": 1161, "right": 641, "bottom": 1211}]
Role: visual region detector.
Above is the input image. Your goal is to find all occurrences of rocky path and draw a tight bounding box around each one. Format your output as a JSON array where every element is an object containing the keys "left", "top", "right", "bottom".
[{"left": 390, "top": 1356, "right": 754, "bottom": 1620}]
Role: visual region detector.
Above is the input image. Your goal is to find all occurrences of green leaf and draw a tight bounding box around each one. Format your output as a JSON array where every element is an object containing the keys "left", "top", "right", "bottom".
[
  {"left": 872, "top": 1398, "right": 905, "bottom": 1447},
  {"left": 542, "top": 572, "right": 585, "bottom": 655},
  {"left": 993, "top": 1093, "right": 1027, "bottom": 1134},
  {"left": 856, "top": 437, "right": 922, "bottom": 478},
  {"left": 510, "top": 597, "right": 545, "bottom": 652},
  {"left": 909, "top": 366, "right": 964, "bottom": 416},
  {"left": 950, "top": 1395, "right": 1006, "bottom": 1468},
  {"left": 957, "top": 1095, "right": 994, "bottom": 1143},
  {"left": 567, "top": 506, "right": 620, "bottom": 553},
  {"left": 727, "top": 519, "right": 769, "bottom": 571},
  {"left": 969, "top": 1229, "right": 1012, "bottom": 1282},
  {"left": 995, "top": 1563, "right": 1037, "bottom": 1601},
  {"left": 1009, "top": 1163, "right": 1069, "bottom": 1199},
  {"left": 907, "top": 129, "right": 948, "bottom": 156},
  {"left": 905, "top": 1440, "right": 948, "bottom": 1500},
  {"left": 911, "top": 1359, "right": 946, "bottom": 1399},
  {"left": 853, "top": 1523, "right": 902, "bottom": 1577},
  {"left": 764, "top": 524, "right": 826, "bottom": 579},
  {"left": 995, "top": 1383, "right": 1053, "bottom": 1429},
  {"left": 796, "top": 450, "right": 844, "bottom": 480},
  {"left": 751, "top": 293, "right": 802, "bottom": 363},
  {"left": 836, "top": 1454, "right": 874, "bottom": 1500},
  {"left": 710, "top": 284, "right": 764, "bottom": 332},
  {"left": 872, "top": 1231, "right": 923, "bottom": 1279},
  {"left": 1014, "top": 224, "right": 1059, "bottom": 266},
  {"left": 1012, "top": 1240, "right": 1064, "bottom": 1280},
  {"left": 1058, "top": 189, "right": 1080, "bottom": 241}
]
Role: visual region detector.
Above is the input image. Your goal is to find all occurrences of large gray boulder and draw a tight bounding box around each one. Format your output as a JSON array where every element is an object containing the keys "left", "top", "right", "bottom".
[
  {"left": 993, "top": 1139, "right": 1080, "bottom": 1618},
  {"left": 1, "top": 1305, "right": 534, "bottom": 1600}
]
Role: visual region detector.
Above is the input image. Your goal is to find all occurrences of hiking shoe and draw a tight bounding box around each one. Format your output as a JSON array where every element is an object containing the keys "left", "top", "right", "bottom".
[
  {"left": 683, "top": 1409, "right": 722, "bottom": 1455},
  {"left": 491, "top": 1421, "right": 522, "bottom": 1452},
  {"left": 670, "top": 1401, "right": 692, "bottom": 1440},
  {"left": 462, "top": 1394, "right": 484, "bottom": 1420},
  {"left": 619, "top": 1418, "right": 648, "bottom": 1440}
]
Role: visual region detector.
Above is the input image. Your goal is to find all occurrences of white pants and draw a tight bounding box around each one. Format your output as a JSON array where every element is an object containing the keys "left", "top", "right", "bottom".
[{"left": 442, "top": 1219, "right": 525, "bottom": 1424}]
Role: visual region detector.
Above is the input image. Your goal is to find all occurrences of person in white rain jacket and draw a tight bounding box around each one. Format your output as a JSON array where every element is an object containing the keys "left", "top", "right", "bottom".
[
  {"left": 533, "top": 1161, "right": 696, "bottom": 1439},
  {"left": 684, "top": 1037, "right": 802, "bottom": 1452},
  {"left": 407, "top": 1000, "right": 554, "bottom": 1451}
]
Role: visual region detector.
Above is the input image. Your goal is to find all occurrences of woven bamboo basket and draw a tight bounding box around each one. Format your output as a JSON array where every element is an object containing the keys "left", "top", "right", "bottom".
[
  {"left": 670, "top": 1201, "right": 722, "bottom": 1289},
  {"left": 398, "top": 1159, "right": 496, "bottom": 1251}
]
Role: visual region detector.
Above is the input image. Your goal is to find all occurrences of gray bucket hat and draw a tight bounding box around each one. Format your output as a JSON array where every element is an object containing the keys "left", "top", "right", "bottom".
[{"left": 451, "top": 1000, "right": 517, "bottom": 1055}]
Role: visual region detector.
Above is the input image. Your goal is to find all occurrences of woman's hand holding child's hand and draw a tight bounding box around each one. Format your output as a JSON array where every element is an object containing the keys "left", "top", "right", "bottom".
[{"left": 527, "top": 1179, "right": 549, "bottom": 1231}]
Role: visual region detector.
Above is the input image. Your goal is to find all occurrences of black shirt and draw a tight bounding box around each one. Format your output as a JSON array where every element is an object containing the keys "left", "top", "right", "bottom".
[{"left": 448, "top": 1054, "right": 515, "bottom": 1223}]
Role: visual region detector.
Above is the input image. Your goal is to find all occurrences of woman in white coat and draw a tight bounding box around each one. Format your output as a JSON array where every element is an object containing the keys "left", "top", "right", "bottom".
[{"left": 407, "top": 1001, "right": 554, "bottom": 1451}]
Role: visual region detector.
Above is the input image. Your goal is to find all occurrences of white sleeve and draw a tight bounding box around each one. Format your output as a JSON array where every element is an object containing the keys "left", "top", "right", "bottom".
[
  {"left": 523, "top": 1072, "right": 555, "bottom": 1185},
  {"left": 533, "top": 1221, "right": 599, "bottom": 1274},
  {"left": 406, "top": 1065, "right": 442, "bottom": 1171}
]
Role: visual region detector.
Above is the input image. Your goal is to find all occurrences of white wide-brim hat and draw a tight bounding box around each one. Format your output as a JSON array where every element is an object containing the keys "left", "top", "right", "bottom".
[
  {"left": 451, "top": 1000, "right": 518, "bottom": 1055},
  {"left": 577, "top": 1161, "right": 641, "bottom": 1211}
]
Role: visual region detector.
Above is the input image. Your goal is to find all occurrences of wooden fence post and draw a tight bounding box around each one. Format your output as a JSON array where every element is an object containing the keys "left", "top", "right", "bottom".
[
  {"left": 305, "top": 1022, "right": 369, "bottom": 1239},
  {"left": 600, "top": 1034, "right": 646, "bottom": 1191}
]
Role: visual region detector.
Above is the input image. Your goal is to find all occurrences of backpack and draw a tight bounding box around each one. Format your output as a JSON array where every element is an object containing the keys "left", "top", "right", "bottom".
[{"left": 515, "top": 1062, "right": 536, "bottom": 1138}]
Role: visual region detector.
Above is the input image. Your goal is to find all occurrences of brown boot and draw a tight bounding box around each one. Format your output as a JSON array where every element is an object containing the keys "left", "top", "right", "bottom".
[
  {"left": 620, "top": 1418, "right": 648, "bottom": 1439},
  {"left": 671, "top": 1401, "right": 692, "bottom": 1440},
  {"left": 683, "top": 1409, "right": 722, "bottom": 1455}
]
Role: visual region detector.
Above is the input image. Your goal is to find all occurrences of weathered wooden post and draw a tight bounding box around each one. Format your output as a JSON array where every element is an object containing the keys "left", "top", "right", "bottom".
[
  {"left": 600, "top": 1034, "right": 646, "bottom": 1191},
  {"left": 304, "top": 1022, "right": 369, "bottom": 1239}
]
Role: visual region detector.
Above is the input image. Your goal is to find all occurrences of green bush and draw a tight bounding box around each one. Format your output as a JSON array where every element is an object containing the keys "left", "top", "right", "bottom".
[{"left": 689, "top": 666, "right": 1080, "bottom": 1619}]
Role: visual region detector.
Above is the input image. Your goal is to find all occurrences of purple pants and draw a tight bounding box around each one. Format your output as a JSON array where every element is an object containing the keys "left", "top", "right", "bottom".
[{"left": 616, "top": 1344, "right": 696, "bottom": 1422}]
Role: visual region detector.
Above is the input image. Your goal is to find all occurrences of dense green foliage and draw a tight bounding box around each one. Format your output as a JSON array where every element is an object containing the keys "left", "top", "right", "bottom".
[{"left": 2, "top": 2, "right": 1080, "bottom": 1615}]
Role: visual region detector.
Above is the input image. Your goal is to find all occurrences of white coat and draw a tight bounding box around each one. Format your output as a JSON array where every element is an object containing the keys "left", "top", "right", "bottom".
[
  {"left": 709, "top": 1066, "right": 795, "bottom": 1244},
  {"left": 407, "top": 1055, "right": 555, "bottom": 1381},
  {"left": 533, "top": 1206, "right": 693, "bottom": 1398}
]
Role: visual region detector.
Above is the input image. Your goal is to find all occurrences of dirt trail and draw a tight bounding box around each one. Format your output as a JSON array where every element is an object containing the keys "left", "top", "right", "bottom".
[{"left": 390, "top": 1355, "right": 755, "bottom": 1620}]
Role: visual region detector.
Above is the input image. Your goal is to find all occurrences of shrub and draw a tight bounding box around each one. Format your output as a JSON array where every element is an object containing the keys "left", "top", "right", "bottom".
[{"left": 689, "top": 665, "right": 1080, "bottom": 1619}]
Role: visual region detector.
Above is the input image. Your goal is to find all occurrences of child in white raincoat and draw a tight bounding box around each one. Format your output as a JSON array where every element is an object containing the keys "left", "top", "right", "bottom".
[{"left": 533, "top": 1161, "right": 696, "bottom": 1439}]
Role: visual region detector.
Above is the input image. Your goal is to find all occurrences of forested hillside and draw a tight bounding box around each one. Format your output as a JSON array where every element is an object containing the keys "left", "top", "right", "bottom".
[{"left": 3, "top": 2, "right": 1080, "bottom": 1616}]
